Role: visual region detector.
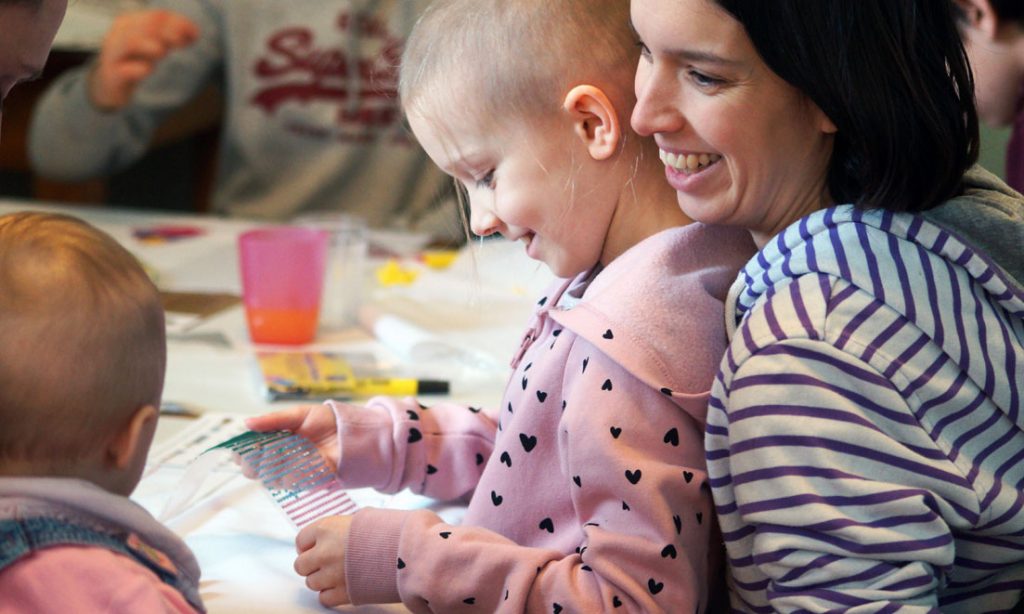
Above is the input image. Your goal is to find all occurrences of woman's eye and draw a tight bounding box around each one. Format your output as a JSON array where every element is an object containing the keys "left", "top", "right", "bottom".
[
  {"left": 689, "top": 70, "right": 723, "bottom": 89},
  {"left": 476, "top": 170, "right": 495, "bottom": 189}
]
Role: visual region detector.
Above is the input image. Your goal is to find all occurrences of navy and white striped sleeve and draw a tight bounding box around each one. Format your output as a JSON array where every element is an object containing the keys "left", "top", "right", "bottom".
[{"left": 708, "top": 335, "right": 980, "bottom": 612}]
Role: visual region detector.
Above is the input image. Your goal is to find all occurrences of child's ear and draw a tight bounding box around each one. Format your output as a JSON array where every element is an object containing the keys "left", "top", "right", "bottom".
[
  {"left": 562, "top": 84, "right": 620, "bottom": 161},
  {"left": 105, "top": 404, "right": 158, "bottom": 470}
]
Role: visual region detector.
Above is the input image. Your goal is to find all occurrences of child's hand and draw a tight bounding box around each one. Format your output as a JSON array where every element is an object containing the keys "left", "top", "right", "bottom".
[
  {"left": 89, "top": 9, "right": 200, "bottom": 110},
  {"left": 294, "top": 515, "right": 354, "bottom": 608},
  {"left": 245, "top": 404, "right": 341, "bottom": 471}
]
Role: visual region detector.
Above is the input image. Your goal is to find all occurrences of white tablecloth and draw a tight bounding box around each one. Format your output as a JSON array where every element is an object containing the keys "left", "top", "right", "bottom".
[{"left": 0, "top": 199, "right": 553, "bottom": 612}]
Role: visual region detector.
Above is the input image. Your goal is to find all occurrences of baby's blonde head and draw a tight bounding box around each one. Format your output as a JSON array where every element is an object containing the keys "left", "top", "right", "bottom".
[
  {"left": 399, "top": 0, "right": 637, "bottom": 131},
  {"left": 0, "top": 212, "right": 165, "bottom": 467}
]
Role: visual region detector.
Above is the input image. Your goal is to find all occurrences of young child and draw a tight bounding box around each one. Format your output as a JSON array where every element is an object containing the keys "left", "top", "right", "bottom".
[
  {"left": 0, "top": 212, "right": 203, "bottom": 613},
  {"left": 248, "top": 0, "right": 754, "bottom": 611},
  {"left": 953, "top": 0, "right": 1024, "bottom": 192}
]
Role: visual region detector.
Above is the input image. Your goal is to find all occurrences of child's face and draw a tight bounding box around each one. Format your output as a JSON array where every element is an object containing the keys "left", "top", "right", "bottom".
[{"left": 408, "top": 106, "right": 619, "bottom": 278}]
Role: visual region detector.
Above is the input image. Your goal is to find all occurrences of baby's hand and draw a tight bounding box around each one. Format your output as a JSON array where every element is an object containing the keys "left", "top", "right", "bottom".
[
  {"left": 294, "top": 515, "right": 355, "bottom": 608},
  {"left": 89, "top": 9, "right": 200, "bottom": 110},
  {"left": 245, "top": 404, "right": 341, "bottom": 471}
]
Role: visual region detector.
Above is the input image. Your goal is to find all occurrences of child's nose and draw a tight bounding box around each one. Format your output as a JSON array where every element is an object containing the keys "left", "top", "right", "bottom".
[{"left": 469, "top": 204, "right": 501, "bottom": 237}]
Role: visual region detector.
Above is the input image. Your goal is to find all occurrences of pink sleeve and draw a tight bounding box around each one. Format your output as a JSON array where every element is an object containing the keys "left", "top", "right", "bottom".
[
  {"left": 329, "top": 396, "right": 498, "bottom": 500},
  {"left": 0, "top": 546, "right": 199, "bottom": 614},
  {"left": 344, "top": 351, "right": 717, "bottom": 612}
]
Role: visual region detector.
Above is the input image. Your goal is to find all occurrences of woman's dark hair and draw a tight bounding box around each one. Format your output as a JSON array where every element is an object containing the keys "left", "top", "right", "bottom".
[
  {"left": 988, "top": 1, "right": 1024, "bottom": 23},
  {"left": 716, "top": 1, "right": 979, "bottom": 213}
]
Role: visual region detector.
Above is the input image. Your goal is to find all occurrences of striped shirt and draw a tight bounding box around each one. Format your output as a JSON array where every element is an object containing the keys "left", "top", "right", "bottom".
[{"left": 707, "top": 206, "right": 1024, "bottom": 613}]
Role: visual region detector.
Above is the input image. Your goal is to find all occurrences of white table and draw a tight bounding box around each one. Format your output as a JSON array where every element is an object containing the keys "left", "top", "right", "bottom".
[{"left": 0, "top": 199, "right": 553, "bottom": 612}]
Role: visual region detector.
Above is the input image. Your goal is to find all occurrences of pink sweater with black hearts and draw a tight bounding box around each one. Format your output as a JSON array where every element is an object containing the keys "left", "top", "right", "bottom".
[{"left": 328, "top": 223, "right": 755, "bottom": 613}]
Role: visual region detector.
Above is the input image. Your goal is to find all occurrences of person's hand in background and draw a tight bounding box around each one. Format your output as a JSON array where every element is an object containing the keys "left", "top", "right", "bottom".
[{"left": 88, "top": 9, "right": 199, "bottom": 111}]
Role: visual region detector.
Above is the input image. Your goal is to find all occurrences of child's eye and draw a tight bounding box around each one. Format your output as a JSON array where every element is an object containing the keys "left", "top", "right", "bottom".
[
  {"left": 636, "top": 40, "right": 652, "bottom": 62},
  {"left": 476, "top": 170, "right": 495, "bottom": 189}
]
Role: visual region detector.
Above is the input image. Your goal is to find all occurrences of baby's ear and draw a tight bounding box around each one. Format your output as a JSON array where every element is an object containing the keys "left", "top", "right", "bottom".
[
  {"left": 562, "top": 85, "right": 621, "bottom": 161},
  {"left": 106, "top": 404, "right": 158, "bottom": 470}
]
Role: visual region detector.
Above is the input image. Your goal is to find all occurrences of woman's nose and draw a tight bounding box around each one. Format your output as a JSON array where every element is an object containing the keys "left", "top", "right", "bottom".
[{"left": 632, "top": 63, "right": 683, "bottom": 138}]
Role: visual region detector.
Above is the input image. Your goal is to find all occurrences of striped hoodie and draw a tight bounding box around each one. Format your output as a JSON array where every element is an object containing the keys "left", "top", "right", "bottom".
[{"left": 706, "top": 171, "right": 1024, "bottom": 613}]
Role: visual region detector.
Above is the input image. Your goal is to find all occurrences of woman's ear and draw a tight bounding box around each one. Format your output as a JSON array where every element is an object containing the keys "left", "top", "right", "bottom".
[
  {"left": 956, "top": 0, "right": 1000, "bottom": 38},
  {"left": 105, "top": 404, "right": 158, "bottom": 470},
  {"left": 562, "top": 84, "right": 621, "bottom": 161}
]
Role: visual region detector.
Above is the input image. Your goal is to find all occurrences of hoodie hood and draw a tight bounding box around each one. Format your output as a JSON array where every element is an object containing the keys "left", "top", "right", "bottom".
[{"left": 923, "top": 165, "right": 1024, "bottom": 291}]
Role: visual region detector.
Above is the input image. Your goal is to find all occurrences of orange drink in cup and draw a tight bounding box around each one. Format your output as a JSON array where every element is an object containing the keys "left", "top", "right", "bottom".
[{"left": 238, "top": 227, "right": 328, "bottom": 345}]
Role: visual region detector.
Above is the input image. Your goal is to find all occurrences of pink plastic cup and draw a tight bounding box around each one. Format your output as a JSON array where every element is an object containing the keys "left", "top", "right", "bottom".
[{"left": 238, "top": 226, "right": 328, "bottom": 344}]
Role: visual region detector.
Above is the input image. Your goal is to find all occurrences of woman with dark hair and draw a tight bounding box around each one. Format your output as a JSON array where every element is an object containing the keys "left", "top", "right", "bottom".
[
  {"left": 631, "top": 0, "right": 1024, "bottom": 611},
  {"left": 0, "top": 0, "right": 65, "bottom": 138}
]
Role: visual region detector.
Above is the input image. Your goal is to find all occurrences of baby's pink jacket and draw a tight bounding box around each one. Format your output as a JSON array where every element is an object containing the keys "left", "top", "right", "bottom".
[
  {"left": 329, "top": 224, "right": 754, "bottom": 612},
  {"left": 0, "top": 477, "right": 202, "bottom": 613}
]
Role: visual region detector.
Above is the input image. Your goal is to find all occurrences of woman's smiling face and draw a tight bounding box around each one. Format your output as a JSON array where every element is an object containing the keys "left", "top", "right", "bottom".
[{"left": 630, "top": 0, "right": 837, "bottom": 247}]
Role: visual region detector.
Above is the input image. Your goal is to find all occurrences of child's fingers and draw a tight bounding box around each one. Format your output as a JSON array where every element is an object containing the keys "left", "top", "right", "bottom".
[
  {"left": 295, "top": 522, "right": 319, "bottom": 554},
  {"left": 317, "top": 587, "right": 351, "bottom": 608},
  {"left": 245, "top": 406, "right": 309, "bottom": 432},
  {"left": 294, "top": 548, "right": 319, "bottom": 577}
]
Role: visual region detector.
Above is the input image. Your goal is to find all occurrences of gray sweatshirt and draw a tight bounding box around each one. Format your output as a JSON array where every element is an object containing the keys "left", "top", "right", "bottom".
[{"left": 29, "top": 0, "right": 459, "bottom": 238}]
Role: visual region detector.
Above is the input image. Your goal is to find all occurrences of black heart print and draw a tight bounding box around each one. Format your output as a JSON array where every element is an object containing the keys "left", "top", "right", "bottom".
[
  {"left": 538, "top": 296, "right": 548, "bottom": 306},
  {"left": 468, "top": 406, "right": 481, "bottom": 413},
  {"left": 554, "top": 604, "right": 563, "bottom": 614},
  {"left": 440, "top": 531, "right": 451, "bottom": 539},
  {"left": 397, "top": 558, "right": 405, "bottom": 569},
  {"left": 648, "top": 579, "right": 664, "bottom": 595},
  {"left": 500, "top": 451, "right": 512, "bottom": 467},
  {"left": 572, "top": 475, "right": 581, "bottom": 487},
  {"left": 602, "top": 379, "right": 613, "bottom": 391},
  {"left": 660, "top": 387, "right": 673, "bottom": 395},
  {"left": 603, "top": 329, "right": 614, "bottom": 339},
  {"left": 408, "top": 428, "right": 422, "bottom": 443},
  {"left": 464, "top": 597, "right": 476, "bottom": 605},
  {"left": 696, "top": 512, "right": 703, "bottom": 524},
  {"left": 522, "top": 376, "right": 528, "bottom": 390},
  {"left": 613, "top": 596, "right": 622, "bottom": 608},
  {"left": 520, "top": 433, "right": 537, "bottom": 452},
  {"left": 683, "top": 471, "right": 693, "bottom": 483},
  {"left": 582, "top": 357, "right": 589, "bottom": 373},
  {"left": 491, "top": 490, "right": 503, "bottom": 506},
  {"left": 664, "top": 428, "right": 679, "bottom": 446},
  {"left": 626, "top": 469, "right": 642, "bottom": 484},
  {"left": 661, "top": 544, "right": 677, "bottom": 559},
  {"left": 536, "top": 390, "right": 548, "bottom": 402},
  {"left": 476, "top": 453, "right": 484, "bottom": 466},
  {"left": 426, "top": 464, "right": 437, "bottom": 475},
  {"left": 673, "top": 515, "right": 682, "bottom": 534},
  {"left": 406, "top": 410, "right": 419, "bottom": 421},
  {"left": 622, "top": 501, "right": 630, "bottom": 511},
  {"left": 610, "top": 426, "right": 622, "bottom": 438},
  {"left": 539, "top": 517, "right": 554, "bottom": 533}
]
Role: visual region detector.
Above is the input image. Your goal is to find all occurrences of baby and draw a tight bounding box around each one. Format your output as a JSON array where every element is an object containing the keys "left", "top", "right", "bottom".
[{"left": 0, "top": 211, "right": 203, "bottom": 612}]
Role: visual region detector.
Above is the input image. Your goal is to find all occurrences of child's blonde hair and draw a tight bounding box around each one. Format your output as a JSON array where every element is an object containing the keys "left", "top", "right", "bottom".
[
  {"left": 399, "top": 0, "right": 637, "bottom": 130},
  {"left": 0, "top": 212, "right": 166, "bottom": 465}
]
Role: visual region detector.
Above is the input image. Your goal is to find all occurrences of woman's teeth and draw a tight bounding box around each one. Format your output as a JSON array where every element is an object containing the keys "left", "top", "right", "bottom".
[{"left": 659, "top": 149, "right": 721, "bottom": 174}]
